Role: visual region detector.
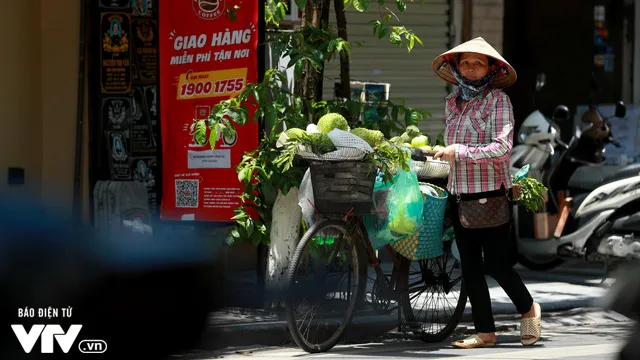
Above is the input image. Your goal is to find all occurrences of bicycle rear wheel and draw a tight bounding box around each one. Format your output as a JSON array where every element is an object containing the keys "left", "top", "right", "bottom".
[
  {"left": 285, "top": 219, "right": 366, "bottom": 353},
  {"left": 398, "top": 239, "right": 467, "bottom": 342}
]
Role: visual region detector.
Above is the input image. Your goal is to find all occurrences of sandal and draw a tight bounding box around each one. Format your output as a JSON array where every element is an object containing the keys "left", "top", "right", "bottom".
[
  {"left": 451, "top": 334, "right": 496, "bottom": 349},
  {"left": 521, "top": 302, "right": 542, "bottom": 346}
]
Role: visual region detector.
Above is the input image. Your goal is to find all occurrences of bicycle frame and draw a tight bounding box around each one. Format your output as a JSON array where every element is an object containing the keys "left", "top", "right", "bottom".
[{"left": 348, "top": 216, "right": 412, "bottom": 332}]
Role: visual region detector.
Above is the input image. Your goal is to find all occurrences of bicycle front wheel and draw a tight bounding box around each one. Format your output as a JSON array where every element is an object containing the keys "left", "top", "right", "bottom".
[
  {"left": 285, "top": 219, "right": 366, "bottom": 353},
  {"left": 398, "top": 239, "right": 467, "bottom": 342}
]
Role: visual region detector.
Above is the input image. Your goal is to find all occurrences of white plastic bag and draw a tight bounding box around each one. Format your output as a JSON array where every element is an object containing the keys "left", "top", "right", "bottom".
[
  {"left": 326, "top": 128, "right": 374, "bottom": 153},
  {"left": 298, "top": 168, "right": 319, "bottom": 228}
]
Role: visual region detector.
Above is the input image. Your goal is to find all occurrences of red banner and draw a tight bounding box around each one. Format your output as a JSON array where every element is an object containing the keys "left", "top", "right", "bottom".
[{"left": 159, "top": 0, "right": 259, "bottom": 221}]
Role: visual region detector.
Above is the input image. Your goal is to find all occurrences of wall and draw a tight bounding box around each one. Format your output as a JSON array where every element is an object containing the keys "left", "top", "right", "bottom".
[
  {"left": 471, "top": 0, "right": 504, "bottom": 53},
  {"left": 0, "top": 0, "right": 90, "bottom": 222},
  {"left": 0, "top": 1, "right": 43, "bottom": 198},
  {"left": 504, "top": 0, "right": 624, "bottom": 128},
  {"left": 41, "top": 0, "right": 91, "bottom": 222}
]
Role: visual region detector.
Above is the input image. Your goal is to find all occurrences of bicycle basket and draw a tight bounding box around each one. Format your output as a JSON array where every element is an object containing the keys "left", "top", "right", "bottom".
[
  {"left": 391, "top": 183, "right": 448, "bottom": 260},
  {"left": 310, "top": 161, "right": 376, "bottom": 216}
]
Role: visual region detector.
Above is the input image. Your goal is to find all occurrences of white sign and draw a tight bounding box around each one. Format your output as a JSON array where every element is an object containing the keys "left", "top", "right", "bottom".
[{"left": 187, "top": 149, "right": 231, "bottom": 168}]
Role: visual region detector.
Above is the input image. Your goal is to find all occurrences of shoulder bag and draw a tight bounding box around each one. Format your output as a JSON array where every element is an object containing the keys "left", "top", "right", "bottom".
[{"left": 457, "top": 193, "right": 511, "bottom": 229}]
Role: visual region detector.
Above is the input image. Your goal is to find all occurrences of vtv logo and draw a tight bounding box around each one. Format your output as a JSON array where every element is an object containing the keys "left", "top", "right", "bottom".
[{"left": 11, "top": 324, "right": 82, "bottom": 353}]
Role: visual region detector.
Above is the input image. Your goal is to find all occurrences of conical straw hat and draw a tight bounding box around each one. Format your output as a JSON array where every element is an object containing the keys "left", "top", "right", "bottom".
[{"left": 431, "top": 37, "right": 517, "bottom": 89}]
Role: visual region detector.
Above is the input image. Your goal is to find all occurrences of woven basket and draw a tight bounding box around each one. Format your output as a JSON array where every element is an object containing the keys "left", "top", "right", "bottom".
[
  {"left": 391, "top": 183, "right": 448, "bottom": 260},
  {"left": 310, "top": 161, "right": 376, "bottom": 216},
  {"left": 412, "top": 158, "right": 450, "bottom": 179}
]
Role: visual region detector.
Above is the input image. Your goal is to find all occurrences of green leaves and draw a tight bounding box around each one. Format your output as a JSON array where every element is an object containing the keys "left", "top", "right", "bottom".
[
  {"left": 353, "top": 0, "right": 370, "bottom": 12},
  {"left": 369, "top": 20, "right": 389, "bottom": 39},
  {"left": 366, "top": 141, "right": 410, "bottom": 184},
  {"left": 224, "top": 134, "right": 306, "bottom": 247},
  {"left": 194, "top": 120, "right": 207, "bottom": 146},
  {"left": 225, "top": 4, "right": 240, "bottom": 22},
  {"left": 208, "top": 122, "right": 218, "bottom": 150},
  {"left": 389, "top": 32, "right": 402, "bottom": 46},
  {"left": 514, "top": 176, "right": 549, "bottom": 213},
  {"left": 369, "top": 19, "right": 423, "bottom": 52},
  {"left": 212, "top": 0, "right": 435, "bottom": 248},
  {"left": 264, "top": 0, "right": 289, "bottom": 26}
]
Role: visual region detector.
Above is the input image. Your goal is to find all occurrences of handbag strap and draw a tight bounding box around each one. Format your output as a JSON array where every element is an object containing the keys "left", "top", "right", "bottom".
[{"left": 456, "top": 186, "right": 509, "bottom": 203}]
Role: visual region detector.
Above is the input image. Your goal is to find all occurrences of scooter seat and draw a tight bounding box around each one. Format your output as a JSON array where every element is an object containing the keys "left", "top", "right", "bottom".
[{"left": 568, "top": 164, "right": 640, "bottom": 191}]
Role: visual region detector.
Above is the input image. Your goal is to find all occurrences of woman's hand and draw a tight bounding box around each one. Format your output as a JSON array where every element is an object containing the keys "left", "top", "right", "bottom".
[{"left": 434, "top": 144, "right": 457, "bottom": 162}]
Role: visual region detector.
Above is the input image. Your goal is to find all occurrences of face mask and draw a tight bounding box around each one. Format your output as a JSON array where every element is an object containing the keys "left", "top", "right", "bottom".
[{"left": 448, "top": 62, "right": 504, "bottom": 101}]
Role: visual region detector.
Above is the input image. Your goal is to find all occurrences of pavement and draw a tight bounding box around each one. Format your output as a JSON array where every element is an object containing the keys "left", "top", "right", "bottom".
[
  {"left": 172, "top": 308, "right": 635, "bottom": 359},
  {"left": 197, "top": 260, "right": 614, "bottom": 350}
]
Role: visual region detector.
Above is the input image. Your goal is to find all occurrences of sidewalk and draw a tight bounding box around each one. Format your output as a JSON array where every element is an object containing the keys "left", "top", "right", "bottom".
[
  {"left": 208, "top": 311, "right": 634, "bottom": 360},
  {"left": 202, "top": 270, "right": 608, "bottom": 350}
]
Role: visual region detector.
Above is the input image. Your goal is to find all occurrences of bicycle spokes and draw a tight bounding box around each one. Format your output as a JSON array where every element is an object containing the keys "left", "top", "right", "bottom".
[{"left": 289, "top": 226, "right": 361, "bottom": 347}]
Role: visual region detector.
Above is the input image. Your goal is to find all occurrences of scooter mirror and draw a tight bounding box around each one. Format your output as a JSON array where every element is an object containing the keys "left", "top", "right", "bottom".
[
  {"left": 615, "top": 100, "right": 626, "bottom": 118},
  {"left": 552, "top": 105, "right": 570, "bottom": 123},
  {"left": 573, "top": 127, "right": 582, "bottom": 140},
  {"left": 535, "top": 73, "right": 546, "bottom": 91}
]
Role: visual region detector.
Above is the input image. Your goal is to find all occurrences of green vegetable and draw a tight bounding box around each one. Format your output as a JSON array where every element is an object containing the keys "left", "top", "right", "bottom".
[
  {"left": 388, "top": 208, "right": 415, "bottom": 234},
  {"left": 350, "top": 127, "right": 385, "bottom": 147},
  {"left": 405, "top": 125, "right": 421, "bottom": 136},
  {"left": 399, "top": 132, "right": 412, "bottom": 143},
  {"left": 514, "top": 176, "right": 548, "bottom": 213},
  {"left": 411, "top": 135, "right": 429, "bottom": 148},
  {"left": 307, "top": 132, "right": 336, "bottom": 154},
  {"left": 283, "top": 127, "right": 306, "bottom": 140},
  {"left": 316, "top": 112, "right": 348, "bottom": 134}
]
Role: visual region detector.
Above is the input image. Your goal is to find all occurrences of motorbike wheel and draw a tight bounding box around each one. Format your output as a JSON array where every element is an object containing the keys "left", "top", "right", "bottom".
[
  {"left": 511, "top": 225, "right": 565, "bottom": 271},
  {"left": 517, "top": 254, "right": 564, "bottom": 271}
]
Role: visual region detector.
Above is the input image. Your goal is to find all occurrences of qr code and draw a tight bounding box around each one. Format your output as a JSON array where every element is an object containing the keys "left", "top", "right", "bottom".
[{"left": 175, "top": 180, "right": 199, "bottom": 208}]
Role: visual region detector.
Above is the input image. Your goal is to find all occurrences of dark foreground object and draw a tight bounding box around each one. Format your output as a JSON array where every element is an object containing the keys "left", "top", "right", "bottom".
[
  {"left": 0, "top": 193, "right": 223, "bottom": 360},
  {"left": 602, "top": 263, "right": 640, "bottom": 360}
]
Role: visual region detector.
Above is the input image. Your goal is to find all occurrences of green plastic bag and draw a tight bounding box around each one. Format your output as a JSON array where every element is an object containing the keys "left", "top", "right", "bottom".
[
  {"left": 364, "top": 174, "right": 401, "bottom": 249},
  {"left": 387, "top": 162, "right": 424, "bottom": 235},
  {"left": 513, "top": 164, "right": 530, "bottom": 183}
]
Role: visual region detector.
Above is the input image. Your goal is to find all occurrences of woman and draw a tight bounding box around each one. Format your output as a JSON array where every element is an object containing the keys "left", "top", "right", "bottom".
[{"left": 431, "top": 37, "right": 542, "bottom": 348}]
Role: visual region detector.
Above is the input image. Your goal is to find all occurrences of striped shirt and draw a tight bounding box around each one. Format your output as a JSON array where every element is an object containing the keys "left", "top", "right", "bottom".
[{"left": 443, "top": 87, "right": 514, "bottom": 195}]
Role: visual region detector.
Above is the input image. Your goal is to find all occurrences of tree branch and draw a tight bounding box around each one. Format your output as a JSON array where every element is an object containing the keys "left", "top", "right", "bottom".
[{"left": 334, "top": 0, "right": 350, "bottom": 101}]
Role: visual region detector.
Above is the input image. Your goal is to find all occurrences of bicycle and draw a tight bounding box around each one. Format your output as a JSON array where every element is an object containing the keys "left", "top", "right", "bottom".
[{"left": 284, "top": 163, "right": 467, "bottom": 353}]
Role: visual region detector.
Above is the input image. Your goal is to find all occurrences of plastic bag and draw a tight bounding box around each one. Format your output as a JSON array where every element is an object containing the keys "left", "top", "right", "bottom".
[
  {"left": 298, "top": 168, "right": 320, "bottom": 229},
  {"left": 363, "top": 173, "right": 400, "bottom": 249},
  {"left": 386, "top": 162, "right": 424, "bottom": 235}
]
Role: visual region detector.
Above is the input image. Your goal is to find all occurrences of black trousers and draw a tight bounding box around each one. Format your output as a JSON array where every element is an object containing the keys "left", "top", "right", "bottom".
[{"left": 451, "top": 189, "right": 534, "bottom": 333}]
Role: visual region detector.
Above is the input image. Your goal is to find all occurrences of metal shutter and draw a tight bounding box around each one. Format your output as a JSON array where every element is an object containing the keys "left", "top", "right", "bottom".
[{"left": 323, "top": 0, "right": 453, "bottom": 136}]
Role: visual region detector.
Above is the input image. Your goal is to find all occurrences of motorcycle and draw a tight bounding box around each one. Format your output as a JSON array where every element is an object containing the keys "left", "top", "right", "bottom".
[
  {"left": 511, "top": 75, "right": 640, "bottom": 274},
  {"left": 510, "top": 73, "right": 559, "bottom": 184}
]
